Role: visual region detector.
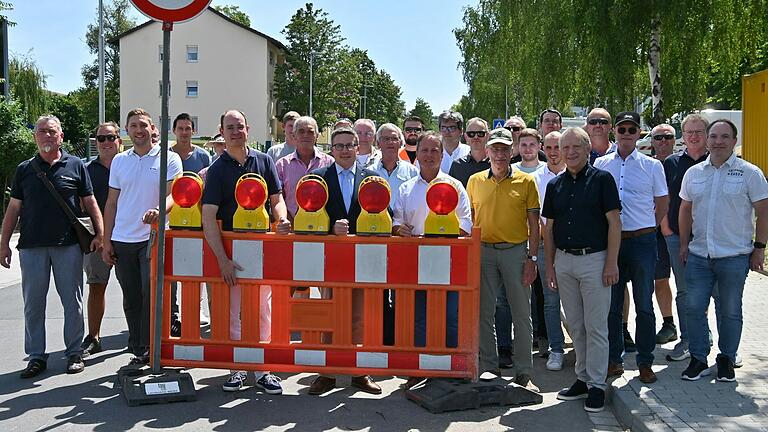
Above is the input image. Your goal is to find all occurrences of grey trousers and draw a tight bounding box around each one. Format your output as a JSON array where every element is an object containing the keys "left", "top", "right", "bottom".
[
  {"left": 555, "top": 249, "right": 611, "bottom": 390},
  {"left": 19, "top": 244, "right": 84, "bottom": 360},
  {"left": 112, "top": 240, "right": 150, "bottom": 355},
  {"left": 480, "top": 243, "right": 532, "bottom": 376}
]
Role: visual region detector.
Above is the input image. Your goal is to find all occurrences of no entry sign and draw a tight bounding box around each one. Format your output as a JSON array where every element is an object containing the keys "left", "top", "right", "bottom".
[{"left": 130, "top": 0, "right": 212, "bottom": 23}]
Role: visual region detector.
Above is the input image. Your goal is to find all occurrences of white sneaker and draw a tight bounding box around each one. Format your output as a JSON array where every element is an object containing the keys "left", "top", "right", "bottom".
[
  {"left": 222, "top": 371, "right": 248, "bottom": 392},
  {"left": 546, "top": 352, "right": 564, "bottom": 371}
]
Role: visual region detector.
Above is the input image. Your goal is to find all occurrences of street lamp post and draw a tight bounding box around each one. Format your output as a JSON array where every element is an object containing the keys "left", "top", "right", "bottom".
[
  {"left": 309, "top": 51, "right": 319, "bottom": 117},
  {"left": 361, "top": 82, "right": 373, "bottom": 118}
]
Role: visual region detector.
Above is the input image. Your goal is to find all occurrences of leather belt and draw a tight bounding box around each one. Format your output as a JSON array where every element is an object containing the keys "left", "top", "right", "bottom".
[
  {"left": 621, "top": 227, "right": 656, "bottom": 239},
  {"left": 559, "top": 247, "right": 602, "bottom": 256},
  {"left": 481, "top": 242, "right": 522, "bottom": 250}
]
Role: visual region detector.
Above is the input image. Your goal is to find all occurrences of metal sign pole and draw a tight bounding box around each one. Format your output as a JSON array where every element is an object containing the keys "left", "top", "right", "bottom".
[
  {"left": 152, "top": 20, "right": 172, "bottom": 374},
  {"left": 1, "top": 18, "right": 8, "bottom": 99}
]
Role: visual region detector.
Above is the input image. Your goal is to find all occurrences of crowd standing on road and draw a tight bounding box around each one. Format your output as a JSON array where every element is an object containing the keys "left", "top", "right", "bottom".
[{"left": 0, "top": 104, "right": 766, "bottom": 416}]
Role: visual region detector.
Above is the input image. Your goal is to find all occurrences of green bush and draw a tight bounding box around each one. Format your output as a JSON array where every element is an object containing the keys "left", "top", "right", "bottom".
[{"left": 0, "top": 99, "right": 36, "bottom": 215}]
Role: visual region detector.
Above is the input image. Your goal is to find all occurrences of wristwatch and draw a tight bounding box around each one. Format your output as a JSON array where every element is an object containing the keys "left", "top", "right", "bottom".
[
  {"left": 755, "top": 241, "right": 767, "bottom": 249},
  {"left": 527, "top": 255, "right": 538, "bottom": 262}
]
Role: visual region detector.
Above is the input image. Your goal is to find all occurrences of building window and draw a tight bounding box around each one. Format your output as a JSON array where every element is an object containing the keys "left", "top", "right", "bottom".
[
  {"left": 157, "top": 116, "right": 170, "bottom": 133},
  {"left": 190, "top": 116, "right": 199, "bottom": 134},
  {"left": 186, "top": 45, "right": 198, "bottom": 63},
  {"left": 269, "top": 51, "right": 274, "bottom": 66},
  {"left": 158, "top": 80, "right": 170, "bottom": 97},
  {"left": 158, "top": 45, "right": 163, "bottom": 62},
  {"left": 186, "top": 80, "right": 198, "bottom": 98}
]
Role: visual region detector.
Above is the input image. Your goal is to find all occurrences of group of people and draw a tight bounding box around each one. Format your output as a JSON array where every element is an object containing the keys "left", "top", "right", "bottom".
[{"left": 0, "top": 104, "right": 765, "bottom": 415}]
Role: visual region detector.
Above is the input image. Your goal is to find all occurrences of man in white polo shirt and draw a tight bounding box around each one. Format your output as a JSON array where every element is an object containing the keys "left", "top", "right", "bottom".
[
  {"left": 679, "top": 119, "right": 768, "bottom": 382},
  {"left": 594, "top": 111, "right": 669, "bottom": 384},
  {"left": 102, "top": 108, "right": 182, "bottom": 364}
]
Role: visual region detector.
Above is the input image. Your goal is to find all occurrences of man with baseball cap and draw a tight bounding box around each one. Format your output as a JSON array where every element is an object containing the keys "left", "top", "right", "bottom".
[
  {"left": 594, "top": 112, "right": 669, "bottom": 384},
  {"left": 467, "top": 127, "right": 540, "bottom": 390}
]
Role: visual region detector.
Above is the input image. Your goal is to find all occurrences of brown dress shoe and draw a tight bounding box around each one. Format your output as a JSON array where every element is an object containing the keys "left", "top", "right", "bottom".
[
  {"left": 351, "top": 375, "right": 382, "bottom": 394},
  {"left": 638, "top": 365, "right": 657, "bottom": 384},
  {"left": 308, "top": 375, "right": 336, "bottom": 395},
  {"left": 607, "top": 362, "right": 624, "bottom": 378}
]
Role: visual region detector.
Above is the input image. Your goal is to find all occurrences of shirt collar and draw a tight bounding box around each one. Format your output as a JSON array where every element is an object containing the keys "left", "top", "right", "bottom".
[
  {"left": 335, "top": 162, "right": 357, "bottom": 176},
  {"left": 486, "top": 165, "right": 514, "bottom": 179},
  {"left": 288, "top": 147, "right": 321, "bottom": 162}
]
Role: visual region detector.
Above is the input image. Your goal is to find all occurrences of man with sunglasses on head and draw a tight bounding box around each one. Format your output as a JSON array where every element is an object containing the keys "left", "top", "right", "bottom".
[
  {"left": 594, "top": 111, "right": 669, "bottom": 384},
  {"left": 438, "top": 110, "right": 470, "bottom": 174},
  {"left": 400, "top": 116, "right": 424, "bottom": 163},
  {"left": 649, "top": 124, "right": 677, "bottom": 346},
  {"left": 585, "top": 108, "right": 616, "bottom": 164},
  {"left": 80, "top": 122, "right": 121, "bottom": 359},
  {"left": 449, "top": 117, "right": 491, "bottom": 186}
]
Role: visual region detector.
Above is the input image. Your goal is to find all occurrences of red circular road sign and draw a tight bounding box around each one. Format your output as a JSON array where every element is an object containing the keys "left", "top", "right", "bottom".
[{"left": 130, "top": 0, "right": 212, "bottom": 23}]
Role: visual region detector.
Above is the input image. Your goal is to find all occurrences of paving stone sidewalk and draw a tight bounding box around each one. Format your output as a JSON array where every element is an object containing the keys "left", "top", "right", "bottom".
[{"left": 608, "top": 270, "right": 768, "bottom": 432}]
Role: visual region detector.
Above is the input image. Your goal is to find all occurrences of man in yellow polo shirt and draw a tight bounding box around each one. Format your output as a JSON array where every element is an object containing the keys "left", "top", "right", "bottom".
[{"left": 467, "top": 127, "right": 540, "bottom": 390}]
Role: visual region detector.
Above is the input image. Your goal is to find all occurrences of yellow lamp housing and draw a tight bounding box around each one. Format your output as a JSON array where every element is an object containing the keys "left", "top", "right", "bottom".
[
  {"left": 424, "top": 178, "right": 460, "bottom": 237},
  {"left": 356, "top": 176, "right": 392, "bottom": 236},
  {"left": 169, "top": 171, "right": 204, "bottom": 230},
  {"left": 233, "top": 173, "right": 270, "bottom": 232},
  {"left": 294, "top": 174, "right": 330, "bottom": 234}
]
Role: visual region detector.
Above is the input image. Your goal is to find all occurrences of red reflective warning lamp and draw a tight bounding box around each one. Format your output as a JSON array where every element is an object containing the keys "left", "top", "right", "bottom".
[
  {"left": 357, "top": 176, "right": 391, "bottom": 236},
  {"left": 424, "top": 178, "right": 460, "bottom": 237},
  {"left": 294, "top": 174, "right": 330, "bottom": 234},
  {"left": 233, "top": 173, "right": 269, "bottom": 232},
  {"left": 169, "top": 171, "right": 203, "bottom": 229}
]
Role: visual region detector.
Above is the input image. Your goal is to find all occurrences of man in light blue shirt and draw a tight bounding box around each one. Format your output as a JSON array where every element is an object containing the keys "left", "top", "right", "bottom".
[{"left": 370, "top": 123, "right": 419, "bottom": 209}]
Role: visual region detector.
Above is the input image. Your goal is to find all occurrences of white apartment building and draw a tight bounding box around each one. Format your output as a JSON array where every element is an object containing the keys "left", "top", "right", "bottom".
[{"left": 116, "top": 7, "right": 286, "bottom": 145}]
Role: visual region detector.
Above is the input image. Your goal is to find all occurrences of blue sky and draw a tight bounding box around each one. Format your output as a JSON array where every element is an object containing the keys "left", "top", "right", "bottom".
[{"left": 6, "top": 0, "right": 471, "bottom": 113}]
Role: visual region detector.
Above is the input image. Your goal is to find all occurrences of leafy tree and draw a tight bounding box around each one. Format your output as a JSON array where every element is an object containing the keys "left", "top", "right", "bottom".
[
  {"left": 79, "top": 0, "right": 136, "bottom": 126},
  {"left": 8, "top": 54, "right": 47, "bottom": 124},
  {"left": 0, "top": 99, "right": 35, "bottom": 214},
  {"left": 274, "top": 3, "right": 362, "bottom": 129},
  {"left": 48, "top": 93, "right": 90, "bottom": 149},
  {"left": 213, "top": 4, "right": 251, "bottom": 27},
  {"left": 349, "top": 48, "right": 405, "bottom": 126},
  {"left": 408, "top": 98, "right": 435, "bottom": 130},
  {"left": 0, "top": 1, "right": 13, "bottom": 24}
]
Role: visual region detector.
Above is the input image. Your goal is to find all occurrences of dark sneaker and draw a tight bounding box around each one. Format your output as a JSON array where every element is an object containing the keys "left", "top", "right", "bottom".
[
  {"left": 20, "top": 359, "right": 47, "bottom": 379},
  {"left": 498, "top": 347, "right": 514, "bottom": 369},
  {"left": 557, "top": 379, "right": 588, "bottom": 401},
  {"left": 655, "top": 322, "right": 678, "bottom": 344},
  {"left": 584, "top": 387, "right": 605, "bottom": 412},
  {"left": 716, "top": 356, "right": 736, "bottom": 382},
  {"left": 256, "top": 373, "right": 283, "bottom": 394},
  {"left": 67, "top": 355, "right": 85, "bottom": 374},
  {"left": 514, "top": 374, "right": 539, "bottom": 392},
  {"left": 623, "top": 327, "right": 637, "bottom": 353},
  {"left": 80, "top": 335, "right": 102, "bottom": 358},
  {"left": 681, "top": 357, "right": 711, "bottom": 381},
  {"left": 128, "top": 350, "right": 150, "bottom": 366},
  {"left": 223, "top": 371, "right": 248, "bottom": 392},
  {"left": 171, "top": 320, "right": 182, "bottom": 337}
]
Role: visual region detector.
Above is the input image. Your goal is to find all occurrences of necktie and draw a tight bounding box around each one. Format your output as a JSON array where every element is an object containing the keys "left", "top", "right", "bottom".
[{"left": 341, "top": 169, "right": 353, "bottom": 212}]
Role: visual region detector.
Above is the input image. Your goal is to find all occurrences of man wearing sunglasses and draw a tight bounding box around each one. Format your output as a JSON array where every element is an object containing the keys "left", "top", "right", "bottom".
[
  {"left": 399, "top": 116, "right": 424, "bottom": 163},
  {"left": 437, "top": 110, "right": 470, "bottom": 174},
  {"left": 449, "top": 117, "right": 491, "bottom": 186},
  {"left": 594, "top": 111, "right": 669, "bottom": 384},
  {"left": 585, "top": 108, "right": 616, "bottom": 164},
  {"left": 80, "top": 122, "right": 121, "bottom": 359}
]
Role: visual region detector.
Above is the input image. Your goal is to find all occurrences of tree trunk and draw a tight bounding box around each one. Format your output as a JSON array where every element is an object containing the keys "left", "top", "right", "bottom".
[{"left": 648, "top": 13, "right": 664, "bottom": 126}]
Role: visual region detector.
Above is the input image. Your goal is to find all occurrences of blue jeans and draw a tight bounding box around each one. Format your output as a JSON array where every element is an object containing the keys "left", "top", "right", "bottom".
[
  {"left": 608, "top": 232, "right": 657, "bottom": 366},
  {"left": 538, "top": 246, "right": 564, "bottom": 353},
  {"left": 415, "top": 290, "right": 459, "bottom": 348},
  {"left": 685, "top": 253, "right": 749, "bottom": 363}
]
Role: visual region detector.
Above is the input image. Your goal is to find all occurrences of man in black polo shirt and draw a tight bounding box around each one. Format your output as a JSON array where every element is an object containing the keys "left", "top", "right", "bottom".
[
  {"left": 1, "top": 115, "right": 103, "bottom": 378},
  {"left": 201, "top": 109, "right": 290, "bottom": 394},
  {"left": 449, "top": 117, "right": 490, "bottom": 186},
  {"left": 543, "top": 127, "right": 621, "bottom": 412},
  {"left": 80, "top": 122, "right": 120, "bottom": 358}
]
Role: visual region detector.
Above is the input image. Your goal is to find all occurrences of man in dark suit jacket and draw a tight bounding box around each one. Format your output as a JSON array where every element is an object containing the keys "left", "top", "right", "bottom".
[
  {"left": 312, "top": 129, "right": 378, "bottom": 235},
  {"left": 307, "top": 126, "right": 382, "bottom": 396}
]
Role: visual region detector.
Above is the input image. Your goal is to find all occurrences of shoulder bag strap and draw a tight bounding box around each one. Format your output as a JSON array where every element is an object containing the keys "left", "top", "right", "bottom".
[{"left": 30, "top": 158, "right": 80, "bottom": 224}]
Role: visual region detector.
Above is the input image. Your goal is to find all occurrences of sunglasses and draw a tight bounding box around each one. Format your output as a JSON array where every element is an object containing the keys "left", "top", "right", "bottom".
[
  {"left": 617, "top": 127, "right": 638, "bottom": 135},
  {"left": 404, "top": 127, "right": 422, "bottom": 133},
  {"left": 466, "top": 131, "right": 487, "bottom": 138},
  {"left": 588, "top": 118, "right": 610, "bottom": 125},
  {"left": 503, "top": 126, "right": 522, "bottom": 132},
  {"left": 440, "top": 126, "right": 459, "bottom": 133},
  {"left": 653, "top": 133, "right": 675, "bottom": 141},
  {"left": 96, "top": 134, "right": 118, "bottom": 142}
]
